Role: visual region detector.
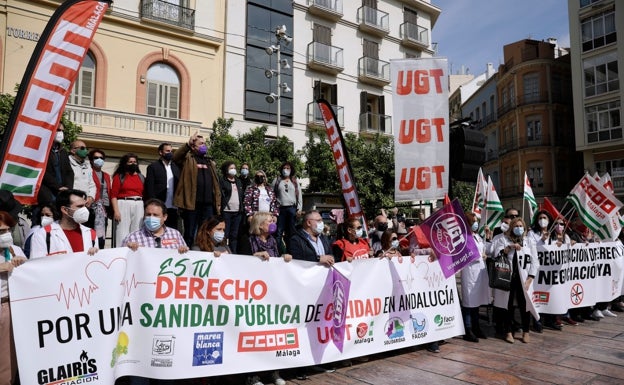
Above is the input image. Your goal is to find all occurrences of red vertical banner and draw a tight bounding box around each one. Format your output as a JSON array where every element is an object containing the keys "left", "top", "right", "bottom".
[{"left": 0, "top": 0, "right": 111, "bottom": 204}]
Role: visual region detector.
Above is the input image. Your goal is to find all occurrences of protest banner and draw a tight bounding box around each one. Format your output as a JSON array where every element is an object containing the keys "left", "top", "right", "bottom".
[
  {"left": 10, "top": 249, "right": 464, "bottom": 383},
  {"left": 392, "top": 58, "right": 449, "bottom": 202},
  {"left": 533, "top": 241, "right": 624, "bottom": 314}
]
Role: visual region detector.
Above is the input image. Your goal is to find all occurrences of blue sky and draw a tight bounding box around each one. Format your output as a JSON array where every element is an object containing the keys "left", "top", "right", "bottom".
[{"left": 432, "top": 0, "right": 571, "bottom": 76}]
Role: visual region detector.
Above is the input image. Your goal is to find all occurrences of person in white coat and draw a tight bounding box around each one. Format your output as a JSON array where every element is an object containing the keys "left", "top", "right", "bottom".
[
  {"left": 30, "top": 189, "right": 98, "bottom": 259},
  {"left": 491, "top": 217, "right": 539, "bottom": 344},
  {"left": 461, "top": 212, "right": 491, "bottom": 342}
]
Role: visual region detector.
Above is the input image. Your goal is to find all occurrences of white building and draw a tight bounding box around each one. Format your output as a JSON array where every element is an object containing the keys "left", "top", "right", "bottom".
[{"left": 223, "top": 0, "right": 441, "bottom": 150}]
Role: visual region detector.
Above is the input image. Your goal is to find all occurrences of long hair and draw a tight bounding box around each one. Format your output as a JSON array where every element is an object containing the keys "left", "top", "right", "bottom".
[
  {"left": 113, "top": 153, "right": 139, "bottom": 177},
  {"left": 530, "top": 210, "right": 553, "bottom": 233},
  {"left": 380, "top": 229, "right": 397, "bottom": 250},
  {"left": 0, "top": 211, "right": 16, "bottom": 228},
  {"left": 195, "top": 216, "right": 225, "bottom": 252},
  {"left": 279, "top": 161, "right": 296, "bottom": 178}
]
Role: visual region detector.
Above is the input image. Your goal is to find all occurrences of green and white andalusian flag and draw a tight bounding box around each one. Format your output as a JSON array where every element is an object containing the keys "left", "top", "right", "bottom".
[
  {"left": 523, "top": 172, "right": 538, "bottom": 222},
  {"left": 480, "top": 176, "right": 504, "bottom": 233}
]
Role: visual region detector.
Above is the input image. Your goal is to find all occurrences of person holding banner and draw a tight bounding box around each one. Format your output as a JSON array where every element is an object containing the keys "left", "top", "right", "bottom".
[
  {"left": 332, "top": 217, "right": 373, "bottom": 262},
  {"left": 492, "top": 217, "right": 539, "bottom": 344},
  {"left": 461, "top": 212, "right": 490, "bottom": 342},
  {"left": 289, "top": 210, "right": 334, "bottom": 266},
  {"left": 374, "top": 229, "right": 404, "bottom": 259},
  {"left": 194, "top": 215, "right": 230, "bottom": 257},
  {"left": 0, "top": 211, "right": 27, "bottom": 385}
]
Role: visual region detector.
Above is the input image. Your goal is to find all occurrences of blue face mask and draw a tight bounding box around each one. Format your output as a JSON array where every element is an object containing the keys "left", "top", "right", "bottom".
[
  {"left": 144, "top": 216, "right": 161, "bottom": 232},
  {"left": 513, "top": 227, "right": 524, "bottom": 237},
  {"left": 471, "top": 222, "right": 479, "bottom": 232}
]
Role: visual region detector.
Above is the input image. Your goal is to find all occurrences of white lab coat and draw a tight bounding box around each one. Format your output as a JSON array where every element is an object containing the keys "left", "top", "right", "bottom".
[
  {"left": 460, "top": 233, "right": 490, "bottom": 307},
  {"left": 29, "top": 222, "right": 94, "bottom": 259}
]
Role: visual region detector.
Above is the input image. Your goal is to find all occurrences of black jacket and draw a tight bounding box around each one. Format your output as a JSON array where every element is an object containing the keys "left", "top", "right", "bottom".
[
  {"left": 289, "top": 228, "right": 333, "bottom": 262},
  {"left": 39, "top": 145, "right": 73, "bottom": 204},
  {"left": 219, "top": 176, "right": 244, "bottom": 213},
  {"left": 144, "top": 159, "right": 180, "bottom": 204}
]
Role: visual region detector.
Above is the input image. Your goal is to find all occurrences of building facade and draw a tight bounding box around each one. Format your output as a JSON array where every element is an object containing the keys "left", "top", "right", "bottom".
[
  {"left": 568, "top": 0, "right": 624, "bottom": 198},
  {"left": 0, "top": 0, "right": 225, "bottom": 168},
  {"left": 223, "top": 0, "right": 441, "bottom": 151},
  {"left": 463, "top": 39, "right": 581, "bottom": 211}
]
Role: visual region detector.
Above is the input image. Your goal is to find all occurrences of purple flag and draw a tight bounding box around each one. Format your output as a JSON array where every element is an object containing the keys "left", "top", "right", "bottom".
[
  {"left": 419, "top": 199, "right": 480, "bottom": 278},
  {"left": 330, "top": 268, "right": 350, "bottom": 352}
]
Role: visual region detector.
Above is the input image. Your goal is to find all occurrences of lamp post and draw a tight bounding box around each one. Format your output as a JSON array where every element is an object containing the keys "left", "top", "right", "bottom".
[{"left": 265, "top": 25, "right": 292, "bottom": 138}]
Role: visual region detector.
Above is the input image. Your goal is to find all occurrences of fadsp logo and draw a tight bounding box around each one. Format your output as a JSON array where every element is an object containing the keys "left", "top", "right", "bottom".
[
  {"left": 238, "top": 329, "right": 299, "bottom": 352},
  {"left": 411, "top": 313, "right": 428, "bottom": 333},
  {"left": 193, "top": 332, "right": 223, "bottom": 366},
  {"left": 429, "top": 213, "right": 466, "bottom": 255},
  {"left": 37, "top": 350, "right": 98, "bottom": 385}
]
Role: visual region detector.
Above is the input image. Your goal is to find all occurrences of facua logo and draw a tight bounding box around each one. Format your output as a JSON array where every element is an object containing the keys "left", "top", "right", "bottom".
[
  {"left": 433, "top": 314, "right": 455, "bottom": 330},
  {"left": 37, "top": 350, "right": 98, "bottom": 385},
  {"left": 238, "top": 329, "right": 299, "bottom": 352}
]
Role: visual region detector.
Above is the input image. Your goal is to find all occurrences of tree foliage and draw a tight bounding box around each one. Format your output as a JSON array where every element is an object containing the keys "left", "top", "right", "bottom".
[{"left": 451, "top": 180, "right": 476, "bottom": 213}]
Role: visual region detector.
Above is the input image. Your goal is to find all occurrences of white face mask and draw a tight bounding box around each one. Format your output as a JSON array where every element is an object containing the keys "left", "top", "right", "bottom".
[
  {"left": 70, "top": 207, "right": 90, "bottom": 224},
  {"left": 314, "top": 221, "right": 325, "bottom": 235},
  {"left": 228, "top": 168, "right": 237, "bottom": 177},
  {"left": 355, "top": 228, "right": 364, "bottom": 238},
  {"left": 282, "top": 169, "right": 291, "bottom": 177},
  {"left": 212, "top": 231, "right": 225, "bottom": 243},
  {"left": 500, "top": 222, "right": 510, "bottom": 232},
  {"left": 538, "top": 218, "right": 549, "bottom": 229},
  {"left": 391, "top": 240, "right": 400, "bottom": 249},
  {"left": 0, "top": 232, "right": 13, "bottom": 248},
  {"left": 54, "top": 131, "right": 64, "bottom": 143},
  {"left": 41, "top": 216, "right": 54, "bottom": 227}
]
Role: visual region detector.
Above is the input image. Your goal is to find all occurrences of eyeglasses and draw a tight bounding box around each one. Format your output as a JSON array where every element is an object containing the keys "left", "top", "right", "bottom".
[
  {"left": 73, "top": 146, "right": 87, "bottom": 150},
  {"left": 0, "top": 227, "right": 10, "bottom": 234},
  {"left": 93, "top": 156, "right": 104, "bottom": 160},
  {"left": 506, "top": 214, "right": 518, "bottom": 219},
  {"left": 391, "top": 237, "right": 398, "bottom": 241}
]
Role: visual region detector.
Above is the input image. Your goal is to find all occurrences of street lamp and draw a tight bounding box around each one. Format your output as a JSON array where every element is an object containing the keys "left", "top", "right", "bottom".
[{"left": 265, "top": 25, "right": 292, "bottom": 137}]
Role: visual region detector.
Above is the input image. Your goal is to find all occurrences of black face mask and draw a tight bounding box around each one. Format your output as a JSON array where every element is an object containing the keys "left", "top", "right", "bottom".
[
  {"left": 254, "top": 175, "right": 265, "bottom": 185},
  {"left": 163, "top": 153, "right": 173, "bottom": 161},
  {"left": 127, "top": 164, "right": 138, "bottom": 173},
  {"left": 376, "top": 223, "right": 388, "bottom": 232}
]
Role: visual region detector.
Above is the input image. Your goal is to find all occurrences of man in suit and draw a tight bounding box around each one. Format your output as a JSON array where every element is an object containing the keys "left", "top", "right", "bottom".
[
  {"left": 144, "top": 143, "right": 180, "bottom": 230},
  {"left": 39, "top": 123, "right": 73, "bottom": 206}
]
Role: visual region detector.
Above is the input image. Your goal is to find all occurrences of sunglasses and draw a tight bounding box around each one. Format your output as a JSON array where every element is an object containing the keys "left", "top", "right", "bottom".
[
  {"left": 73, "top": 146, "right": 87, "bottom": 150},
  {"left": 93, "top": 156, "right": 104, "bottom": 160},
  {"left": 391, "top": 237, "right": 398, "bottom": 241},
  {"left": 506, "top": 214, "right": 518, "bottom": 219}
]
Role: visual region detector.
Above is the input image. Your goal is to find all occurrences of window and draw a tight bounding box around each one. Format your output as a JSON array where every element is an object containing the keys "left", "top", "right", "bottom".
[
  {"left": 526, "top": 116, "right": 542, "bottom": 143},
  {"left": 527, "top": 162, "right": 544, "bottom": 188},
  {"left": 582, "top": 10, "right": 616, "bottom": 52},
  {"left": 581, "top": 0, "right": 603, "bottom": 8},
  {"left": 584, "top": 52, "right": 619, "bottom": 97},
  {"left": 586, "top": 100, "right": 622, "bottom": 143},
  {"left": 523, "top": 73, "right": 539, "bottom": 103},
  {"left": 595, "top": 159, "right": 624, "bottom": 190},
  {"left": 146, "top": 63, "right": 180, "bottom": 118},
  {"left": 69, "top": 52, "right": 95, "bottom": 107},
  {"left": 245, "top": 1, "right": 293, "bottom": 125},
  {"left": 363, "top": 39, "right": 379, "bottom": 76},
  {"left": 360, "top": 91, "right": 387, "bottom": 133}
]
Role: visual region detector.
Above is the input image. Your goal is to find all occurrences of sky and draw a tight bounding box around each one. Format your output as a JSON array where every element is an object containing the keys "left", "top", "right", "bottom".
[{"left": 432, "top": 0, "right": 571, "bottom": 76}]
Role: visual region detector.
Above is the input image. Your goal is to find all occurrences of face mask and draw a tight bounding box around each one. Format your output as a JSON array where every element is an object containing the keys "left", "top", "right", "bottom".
[
  {"left": 314, "top": 221, "right": 325, "bottom": 235},
  {"left": 163, "top": 152, "right": 173, "bottom": 161},
  {"left": 268, "top": 222, "right": 277, "bottom": 234},
  {"left": 212, "top": 231, "right": 225, "bottom": 243},
  {"left": 471, "top": 222, "right": 479, "bottom": 232},
  {"left": 144, "top": 217, "right": 161, "bottom": 232},
  {"left": 228, "top": 168, "right": 237, "bottom": 177},
  {"left": 197, "top": 144, "right": 207, "bottom": 156},
  {"left": 54, "top": 131, "right": 64, "bottom": 143},
  {"left": 391, "top": 240, "right": 400, "bottom": 249},
  {"left": 41, "top": 216, "right": 54, "bottom": 227},
  {"left": 500, "top": 222, "right": 510, "bottom": 232},
  {"left": 93, "top": 158, "right": 105, "bottom": 168},
  {"left": 355, "top": 228, "right": 364, "bottom": 238},
  {"left": 282, "top": 169, "right": 290, "bottom": 177},
  {"left": 376, "top": 223, "right": 388, "bottom": 232},
  {"left": 127, "top": 164, "right": 138, "bottom": 174},
  {"left": 255, "top": 175, "right": 265, "bottom": 185},
  {"left": 513, "top": 227, "right": 524, "bottom": 237},
  {"left": 71, "top": 207, "right": 90, "bottom": 224},
  {"left": 76, "top": 148, "right": 88, "bottom": 159},
  {"left": 555, "top": 224, "right": 565, "bottom": 234},
  {"left": 0, "top": 233, "right": 13, "bottom": 248},
  {"left": 241, "top": 169, "right": 249, "bottom": 176},
  {"left": 538, "top": 219, "right": 549, "bottom": 229}
]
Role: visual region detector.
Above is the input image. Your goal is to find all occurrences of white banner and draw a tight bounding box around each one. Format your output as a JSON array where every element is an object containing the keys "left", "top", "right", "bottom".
[
  {"left": 10, "top": 249, "right": 464, "bottom": 383},
  {"left": 533, "top": 241, "right": 624, "bottom": 314},
  {"left": 391, "top": 58, "right": 449, "bottom": 202}
]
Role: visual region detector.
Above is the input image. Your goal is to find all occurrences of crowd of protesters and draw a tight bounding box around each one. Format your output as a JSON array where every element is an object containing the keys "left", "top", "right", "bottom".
[{"left": 1, "top": 131, "right": 623, "bottom": 385}]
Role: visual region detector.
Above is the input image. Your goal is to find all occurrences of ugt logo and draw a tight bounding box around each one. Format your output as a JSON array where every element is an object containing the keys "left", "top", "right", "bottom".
[{"left": 430, "top": 213, "right": 466, "bottom": 255}]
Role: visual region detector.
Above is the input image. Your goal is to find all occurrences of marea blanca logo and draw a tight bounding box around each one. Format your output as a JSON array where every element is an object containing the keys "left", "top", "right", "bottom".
[
  {"left": 193, "top": 332, "right": 223, "bottom": 366},
  {"left": 37, "top": 350, "right": 98, "bottom": 385},
  {"left": 354, "top": 321, "right": 374, "bottom": 344},
  {"left": 410, "top": 313, "right": 428, "bottom": 339}
]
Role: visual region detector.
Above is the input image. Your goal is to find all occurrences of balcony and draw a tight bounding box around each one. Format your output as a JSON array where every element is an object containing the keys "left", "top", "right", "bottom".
[
  {"left": 497, "top": 99, "right": 516, "bottom": 117},
  {"left": 516, "top": 91, "right": 549, "bottom": 107},
  {"left": 359, "top": 112, "right": 392, "bottom": 136},
  {"left": 357, "top": 6, "right": 389, "bottom": 37},
  {"left": 141, "top": 0, "right": 195, "bottom": 31},
  {"left": 358, "top": 57, "right": 390, "bottom": 87},
  {"left": 498, "top": 139, "right": 518, "bottom": 155},
  {"left": 400, "top": 22, "right": 429, "bottom": 50},
  {"left": 64, "top": 105, "right": 204, "bottom": 146},
  {"left": 307, "top": 42, "right": 344, "bottom": 74},
  {"left": 306, "top": 102, "right": 344, "bottom": 130},
  {"left": 307, "top": 0, "right": 343, "bottom": 22}
]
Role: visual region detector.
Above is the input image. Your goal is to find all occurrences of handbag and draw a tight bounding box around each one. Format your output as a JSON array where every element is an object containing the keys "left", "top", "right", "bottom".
[{"left": 487, "top": 249, "right": 512, "bottom": 291}]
